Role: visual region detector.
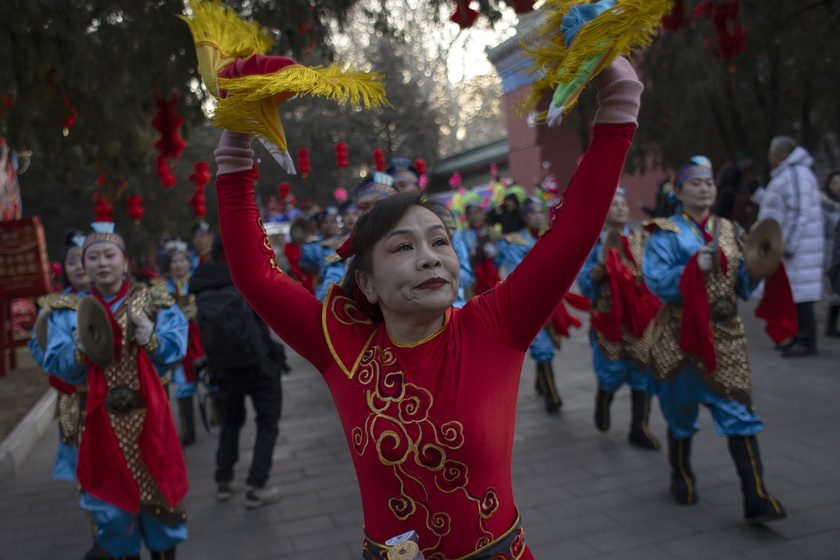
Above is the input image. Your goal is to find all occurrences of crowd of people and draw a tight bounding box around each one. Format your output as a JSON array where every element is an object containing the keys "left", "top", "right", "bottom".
[{"left": 20, "top": 2, "right": 840, "bottom": 559}]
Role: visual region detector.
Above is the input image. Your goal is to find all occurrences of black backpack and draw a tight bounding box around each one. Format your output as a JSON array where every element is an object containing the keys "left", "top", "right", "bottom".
[{"left": 194, "top": 284, "right": 268, "bottom": 370}]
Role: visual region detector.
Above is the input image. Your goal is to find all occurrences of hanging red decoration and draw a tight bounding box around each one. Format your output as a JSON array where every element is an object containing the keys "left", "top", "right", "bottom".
[
  {"left": 414, "top": 158, "right": 427, "bottom": 175},
  {"left": 373, "top": 149, "right": 385, "bottom": 172},
  {"left": 126, "top": 195, "right": 145, "bottom": 224},
  {"left": 661, "top": 0, "right": 686, "bottom": 32},
  {"left": 94, "top": 200, "right": 113, "bottom": 222},
  {"left": 450, "top": 1, "right": 478, "bottom": 29},
  {"left": 511, "top": 0, "right": 535, "bottom": 14},
  {"left": 187, "top": 161, "right": 210, "bottom": 217},
  {"left": 279, "top": 183, "right": 291, "bottom": 199},
  {"left": 298, "top": 148, "right": 310, "bottom": 178},
  {"left": 335, "top": 142, "right": 348, "bottom": 168},
  {"left": 706, "top": 0, "right": 749, "bottom": 61},
  {"left": 150, "top": 91, "right": 186, "bottom": 188}
]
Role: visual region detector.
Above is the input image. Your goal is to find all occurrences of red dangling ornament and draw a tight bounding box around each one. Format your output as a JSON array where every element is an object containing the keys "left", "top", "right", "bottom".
[
  {"left": 335, "top": 142, "right": 348, "bottom": 168},
  {"left": 151, "top": 91, "right": 186, "bottom": 188},
  {"left": 450, "top": 0, "right": 478, "bottom": 28},
  {"left": 373, "top": 149, "right": 385, "bottom": 172},
  {"left": 188, "top": 161, "right": 211, "bottom": 217},
  {"left": 661, "top": 0, "right": 686, "bottom": 32},
  {"left": 297, "top": 148, "right": 310, "bottom": 178},
  {"left": 126, "top": 195, "right": 144, "bottom": 224}
]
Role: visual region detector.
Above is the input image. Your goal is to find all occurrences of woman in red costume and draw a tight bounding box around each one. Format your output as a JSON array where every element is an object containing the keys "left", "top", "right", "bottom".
[{"left": 212, "top": 53, "right": 640, "bottom": 559}]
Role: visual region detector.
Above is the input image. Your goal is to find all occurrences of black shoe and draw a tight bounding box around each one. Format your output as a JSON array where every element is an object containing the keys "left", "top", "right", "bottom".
[
  {"left": 628, "top": 390, "right": 660, "bottom": 450},
  {"left": 774, "top": 338, "right": 795, "bottom": 351},
  {"left": 536, "top": 361, "right": 561, "bottom": 413},
  {"left": 667, "top": 432, "right": 697, "bottom": 505},
  {"left": 594, "top": 389, "right": 613, "bottom": 432},
  {"left": 781, "top": 341, "right": 816, "bottom": 358},
  {"left": 728, "top": 436, "right": 786, "bottom": 525},
  {"left": 216, "top": 482, "right": 234, "bottom": 502}
]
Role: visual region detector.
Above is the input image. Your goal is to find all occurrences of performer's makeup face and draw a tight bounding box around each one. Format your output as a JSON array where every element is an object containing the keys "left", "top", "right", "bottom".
[
  {"left": 341, "top": 207, "right": 361, "bottom": 231},
  {"left": 356, "top": 192, "right": 388, "bottom": 214},
  {"left": 466, "top": 206, "right": 485, "bottom": 229},
  {"left": 357, "top": 205, "right": 459, "bottom": 317},
  {"left": 169, "top": 251, "right": 191, "bottom": 279},
  {"left": 523, "top": 205, "right": 544, "bottom": 231},
  {"left": 606, "top": 196, "right": 629, "bottom": 228},
  {"left": 676, "top": 175, "right": 716, "bottom": 212},
  {"left": 64, "top": 255, "right": 91, "bottom": 292},
  {"left": 84, "top": 244, "right": 127, "bottom": 294}
]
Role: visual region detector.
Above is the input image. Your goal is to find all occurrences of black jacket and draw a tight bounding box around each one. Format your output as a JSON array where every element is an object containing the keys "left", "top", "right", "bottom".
[{"left": 189, "top": 263, "right": 287, "bottom": 377}]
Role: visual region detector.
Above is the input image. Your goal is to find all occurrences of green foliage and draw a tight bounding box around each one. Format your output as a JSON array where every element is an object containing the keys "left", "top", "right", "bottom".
[{"left": 631, "top": 0, "right": 840, "bottom": 180}]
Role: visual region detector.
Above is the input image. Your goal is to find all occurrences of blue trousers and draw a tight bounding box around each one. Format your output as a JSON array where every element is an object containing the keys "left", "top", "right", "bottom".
[
  {"left": 589, "top": 333, "right": 653, "bottom": 393},
  {"left": 80, "top": 492, "right": 187, "bottom": 557},
  {"left": 172, "top": 365, "right": 196, "bottom": 399},
  {"left": 528, "top": 328, "right": 555, "bottom": 362},
  {"left": 656, "top": 366, "right": 763, "bottom": 439}
]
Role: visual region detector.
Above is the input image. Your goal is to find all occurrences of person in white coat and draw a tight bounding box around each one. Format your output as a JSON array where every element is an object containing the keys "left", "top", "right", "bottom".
[{"left": 752, "top": 137, "right": 824, "bottom": 357}]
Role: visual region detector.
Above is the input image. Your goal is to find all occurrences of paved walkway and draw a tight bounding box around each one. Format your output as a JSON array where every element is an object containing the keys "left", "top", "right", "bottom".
[{"left": 1, "top": 300, "right": 838, "bottom": 560}]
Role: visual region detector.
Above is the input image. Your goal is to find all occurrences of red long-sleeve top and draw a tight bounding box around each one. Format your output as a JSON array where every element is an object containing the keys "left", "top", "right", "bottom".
[{"left": 216, "top": 123, "right": 635, "bottom": 559}]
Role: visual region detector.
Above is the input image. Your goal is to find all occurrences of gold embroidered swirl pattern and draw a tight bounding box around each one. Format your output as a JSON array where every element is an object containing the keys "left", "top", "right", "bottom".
[{"left": 352, "top": 344, "right": 500, "bottom": 555}]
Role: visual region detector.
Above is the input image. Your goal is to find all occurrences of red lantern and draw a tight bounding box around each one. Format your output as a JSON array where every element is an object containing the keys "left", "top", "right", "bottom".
[
  {"left": 279, "top": 182, "right": 291, "bottom": 199},
  {"left": 336, "top": 142, "right": 348, "bottom": 168},
  {"left": 188, "top": 161, "right": 211, "bottom": 217},
  {"left": 126, "top": 195, "right": 144, "bottom": 224},
  {"left": 373, "top": 149, "right": 385, "bottom": 172},
  {"left": 511, "top": 0, "right": 535, "bottom": 14},
  {"left": 450, "top": 1, "right": 478, "bottom": 29},
  {"left": 94, "top": 201, "right": 113, "bottom": 222},
  {"left": 298, "top": 148, "right": 310, "bottom": 178}
]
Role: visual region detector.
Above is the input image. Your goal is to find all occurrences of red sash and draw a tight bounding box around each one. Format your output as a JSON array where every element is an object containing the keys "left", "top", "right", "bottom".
[{"left": 755, "top": 263, "right": 798, "bottom": 343}]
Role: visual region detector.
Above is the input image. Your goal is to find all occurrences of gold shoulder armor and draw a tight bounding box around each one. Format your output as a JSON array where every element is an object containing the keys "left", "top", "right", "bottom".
[
  {"left": 642, "top": 218, "right": 681, "bottom": 235},
  {"left": 502, "top": 232, "right": 531, "bottom": 246},
  {"left": 131, "top": 285, "right": 176, "bottom": 316},
  {"left": 325, "top": 253, "right": 343, "bottom": 264},
  {"left": 39, "top": 293, "right": 80, "bottom": 311},
  {"left": 148, "top": 277, "right": 168, "bottom": 291}
]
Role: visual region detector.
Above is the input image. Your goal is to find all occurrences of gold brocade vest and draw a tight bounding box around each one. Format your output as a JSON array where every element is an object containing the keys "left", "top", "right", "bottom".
[
  {"left": 591, "top": 230, "right": 652, "bottom": 367},
  {"left": 99, "top": 287, "right": 186, "bottom": 523},
  {"left": 643, "top": 218, "right": 753, "bottom": 407}
]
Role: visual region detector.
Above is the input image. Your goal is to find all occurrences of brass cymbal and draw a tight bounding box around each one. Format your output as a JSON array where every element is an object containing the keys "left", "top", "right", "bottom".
[
  {"left": 77, "top": 295, "right": 115, "bottom": 368},
  {"left": 743, "top": 218, "right": 783, "bottom": 280}
]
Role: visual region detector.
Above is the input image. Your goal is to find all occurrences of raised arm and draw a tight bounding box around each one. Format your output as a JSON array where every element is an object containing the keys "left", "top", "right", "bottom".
[
  {"left": 478, "top": 59, "right": 640, "bottom": 350},
  {"left": 214, "top": 132, "right": 333, "bottom": 371}
]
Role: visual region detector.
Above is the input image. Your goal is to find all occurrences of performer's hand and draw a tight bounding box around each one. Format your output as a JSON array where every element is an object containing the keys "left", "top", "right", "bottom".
[
  {"left": 72, "top": 328, "right": 86, "bottom": 353},
  {"left": 131, "top": 312, "right": 155, "bottom": 346},
  {"left": 591, "top": 57, "right": 643, "bottom": 125},
  {"left": 697, "top": 246, "right": 715, "bottom": 273}
]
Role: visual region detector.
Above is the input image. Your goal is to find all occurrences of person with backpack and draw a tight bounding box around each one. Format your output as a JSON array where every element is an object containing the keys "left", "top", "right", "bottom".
[{"left": 189, "top": 236, "right": 288, "bottom": 509}]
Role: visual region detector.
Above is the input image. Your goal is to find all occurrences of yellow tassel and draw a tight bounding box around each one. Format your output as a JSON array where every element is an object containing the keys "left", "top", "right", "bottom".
[
  {"left": 519, "top": 0, "right": 672, "bottom": 115},
  {"left": 217, "top": 65, "right": 388, "bottom": 109},
  {"left": 177, "top": 0, "right": 272, "bottom": 60}
]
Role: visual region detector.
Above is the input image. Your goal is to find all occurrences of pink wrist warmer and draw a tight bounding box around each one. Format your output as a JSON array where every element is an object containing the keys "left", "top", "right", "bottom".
[
  {"left": 214, "top": 130, "right": 254, "bottom": 175},
  {"left": 592, "top": 57, "right": 643, "bottom": 125}
]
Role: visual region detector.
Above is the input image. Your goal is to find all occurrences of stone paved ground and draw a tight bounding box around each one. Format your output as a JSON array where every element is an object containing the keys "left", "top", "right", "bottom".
[{"left": 0, "top": 300, "right": 838, "bottom": 560}]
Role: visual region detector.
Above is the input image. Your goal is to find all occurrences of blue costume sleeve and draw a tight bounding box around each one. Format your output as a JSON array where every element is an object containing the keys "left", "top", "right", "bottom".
[
  {"left": 736, "top": 257, "right": 760, "bottom": 300},
  {"left": 451, "top": 231, "right": 474, "bottom": 290},
  {"left": 643, "top": 230, "right": 686, "bottom": 302},
  {"left": 316, "top": 260, "right": 345, "bottom": 302},
  {"left": 148, "top": 305, "right": 188, "bottom": 367},
  {"left": 28, "top": 334, "right": 46, "bottom": 369},
  {"left": 576, "top": 238, "right": 603, "bottom": 301},
  {"left": 43, "top": 309, "right": 87, "bottom": 385},
  {"left": 299, "top": 240, "right": 322, "bottom": 270}
]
